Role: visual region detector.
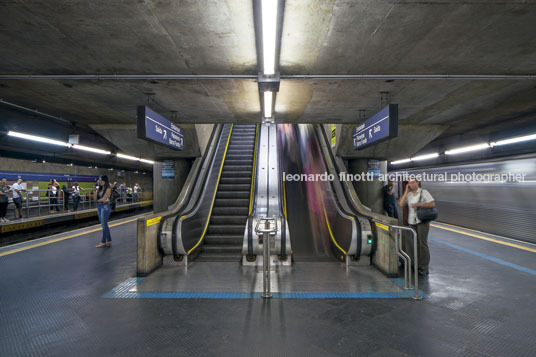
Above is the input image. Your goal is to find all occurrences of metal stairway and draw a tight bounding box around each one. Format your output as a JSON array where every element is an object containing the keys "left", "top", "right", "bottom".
[{"left": 197, "top": 124, "right": 257, "bottom": 262}]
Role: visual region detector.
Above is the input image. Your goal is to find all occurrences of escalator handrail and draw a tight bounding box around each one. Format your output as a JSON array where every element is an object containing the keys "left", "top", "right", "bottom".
[{"left": 181, "top": 124, "right": 234, "bottom": 255}]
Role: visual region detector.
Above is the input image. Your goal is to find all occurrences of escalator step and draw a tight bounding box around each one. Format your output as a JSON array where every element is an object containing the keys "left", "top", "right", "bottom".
[
  {"left": 216, "top": 191, "right": 250, "bottom": 199},
  {"left": 223, "top": 165, "right": 252, "bottom": 172},
  {"left": 209, "top": 215, "right": 248, "bottom": 225},
  {"left": 218, "top": 184, "right": 251, "bottom": 191},
  {"left": 220, "top": 171, "right": 251, "bottom": 178},
  {"left": 195, "top": 253, "right": 242, "bottom": 262},
  {"left": 207, "top": 225, "right": 246, "bottom": 234},
  {"left": 220, "top": 177, "right": 251, "bottom": 184},
  {"left": 224, "top": 159, "right": 253, "bottom": 165},
  {"left": 212, "top": 207, "right": 249, "bottom": 215},
  {"left": 201, "top": 245, "right": 242, "bottom": 253},
  {"left": 226, "top": 154, "right": 253, "bottom": 160},
  {"left": 204, "top": 235, "right": 244, "bottom": 245},
  {"left": 214, "top": 199, "right": 250, "bottom": 207}
]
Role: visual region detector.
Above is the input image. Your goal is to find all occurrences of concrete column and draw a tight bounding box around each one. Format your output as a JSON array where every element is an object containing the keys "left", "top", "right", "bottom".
[
  {"left": 347, "top": 159, "right": 387, "bottom": 215},
  {"left": 152, "top": 159, "right": 192, "bottom": 213}
]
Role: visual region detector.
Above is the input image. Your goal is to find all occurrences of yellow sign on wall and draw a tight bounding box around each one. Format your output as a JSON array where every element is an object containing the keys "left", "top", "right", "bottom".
[
  {"left": 331, "top": 124, "right": 336, "bottom": 147},
  {"left": 146, "top": 216, "right": 161, "bottom": 227}
]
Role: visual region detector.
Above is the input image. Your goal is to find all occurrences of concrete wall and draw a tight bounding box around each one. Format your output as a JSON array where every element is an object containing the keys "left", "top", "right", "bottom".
[
  {"left": 0, "top": 157, "right": 153, "bottom": 191},
  {"left": 195, "top": 124, "right": 215, "bottom": 156},
  {"left": 347, "top": 159, "right": 387, "bottom": 215},
  {"left": 152, "top": 159, "right": 192, "bottom": 213}
]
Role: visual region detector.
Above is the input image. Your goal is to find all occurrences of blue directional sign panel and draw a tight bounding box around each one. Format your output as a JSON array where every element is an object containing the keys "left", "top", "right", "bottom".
[
  {"left": 353, "top": 104, "right": 398, "bottom": 150},
  {"left": 137, "top": 106, "right": 184, "bottom": 150}
]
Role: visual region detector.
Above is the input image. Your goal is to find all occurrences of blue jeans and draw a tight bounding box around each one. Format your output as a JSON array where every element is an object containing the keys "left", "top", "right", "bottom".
[{"left": 97, "top": 203, "right": 112, "bottom": 243}]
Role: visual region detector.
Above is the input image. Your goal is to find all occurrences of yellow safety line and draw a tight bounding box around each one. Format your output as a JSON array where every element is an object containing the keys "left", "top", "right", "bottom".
[
  {"left": 431, "top": 223, "right": 536, "bottom": 253},
  {"left": 322, "top": 202, "right": 347, "bottom": 255},
  {"left": 0, "top": 217, "right": 139, "bottom": 257},
  {"left": 188, "top": 124, "right": 234, "bottom": 254},
  {"left": 248, "top": 124, "right": 259, "bottom": 215}
]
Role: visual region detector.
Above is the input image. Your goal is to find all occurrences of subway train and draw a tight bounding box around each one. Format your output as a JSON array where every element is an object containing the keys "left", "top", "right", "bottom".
[{"left": 391, "top": 156, "right": 536, "bottom": 244}]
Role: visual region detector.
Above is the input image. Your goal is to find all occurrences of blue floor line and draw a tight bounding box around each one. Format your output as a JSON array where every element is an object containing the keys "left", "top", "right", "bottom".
[
  {"left": 102, "top": 277, "right": 427, "bottom": 299},
  {"left": 430, "top": 237, "right": 536, "bottom": 276}
]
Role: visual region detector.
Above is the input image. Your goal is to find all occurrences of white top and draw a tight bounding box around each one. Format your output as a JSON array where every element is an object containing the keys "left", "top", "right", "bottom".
[
  {"left": 406, "top": 188, "right": 434, "bottom": 225},
  {"left": 12, "top": 183, "right": 23, "bottom": 198}
]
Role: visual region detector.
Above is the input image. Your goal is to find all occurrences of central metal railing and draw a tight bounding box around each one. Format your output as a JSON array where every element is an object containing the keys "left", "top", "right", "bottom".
[{"left": 372, "top": 219, "right": 422, "bottom": 300}]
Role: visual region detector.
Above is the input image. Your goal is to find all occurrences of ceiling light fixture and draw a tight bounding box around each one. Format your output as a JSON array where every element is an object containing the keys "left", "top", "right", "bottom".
[
  {"left": 72, "top": 144, "right": 111, "bottom": 155},
  {"left": 261, "top": 0, "right": 278, "bottom": 75},
  {"left": 117, "top": 153, "right": 139, "bottom": 161},
  {"left": 411, "top": 153, "right": 439, "bottom": 161},
  {"left": 391, "top": 158, "right": 411, "bottom": 165},
  {"left": 445, "top": 143, "right": 490, "bottom": 155},
  {"left": 491, "top": 133, "right": 536, "bottom": 147},
  {"left": 8, "top": 131, "right": 71, "bottom": 147}
]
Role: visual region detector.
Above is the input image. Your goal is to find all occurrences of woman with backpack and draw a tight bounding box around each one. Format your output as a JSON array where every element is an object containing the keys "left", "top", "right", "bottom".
[{"left": 95, "top": 176, "right": 113, "bottom": 248}]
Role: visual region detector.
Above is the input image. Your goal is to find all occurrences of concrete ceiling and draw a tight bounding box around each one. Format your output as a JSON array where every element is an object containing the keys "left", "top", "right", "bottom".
[{"left": 0, "top": 0, "right": 535, "bottom": 160}]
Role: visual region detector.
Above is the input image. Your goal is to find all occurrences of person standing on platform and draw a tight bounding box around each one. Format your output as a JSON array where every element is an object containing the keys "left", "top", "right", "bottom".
[
  {"left": 62, "top": 184, "right": 71, "bottom": 212},
  {"left": 383, "top": 178, "right": 398, "bottom": 218},
  {"left": 95, "top": 175, "right": 113, "bottom": 248},
  {"left": 12, "top": 178, "right": 25, "bottom": 219},
  {"left": 50, "top": 179, "right": 60, "bottom": 213},
  {"left": 399, "top": 178, "right": 435, "bottom": 277},
  {"left": 72, "top": 182, "right": 81, "bottom": 211},
  {"left": 0, "top": 178, "right": 9, "bottom": 222}
]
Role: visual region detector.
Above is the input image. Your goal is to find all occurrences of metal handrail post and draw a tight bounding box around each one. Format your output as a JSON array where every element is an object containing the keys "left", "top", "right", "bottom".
[
  {"left": 256, "top": 218, "right": 277, "bottom": 299},
  {"left": 395, "top": 230, "right": 411, "bottom": 289},
  {"left": 392, "top": 225, "right": 421, "bottom": 300}
]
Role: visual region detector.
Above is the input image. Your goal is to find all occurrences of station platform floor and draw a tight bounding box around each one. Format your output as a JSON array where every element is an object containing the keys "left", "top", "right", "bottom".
[{"left": 1, "top": 215, "right": 535, "bottom": 356}]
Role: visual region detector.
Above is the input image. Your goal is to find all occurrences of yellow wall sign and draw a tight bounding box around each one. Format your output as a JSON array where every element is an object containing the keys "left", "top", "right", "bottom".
[
  {"left": 375, "top": 222, "right": 390, "bottom": 232},
  {"left": 331, "top": 124, "right": 336, "bottom": 147},
  {"left": 146, "top": 216, "right": 161, "bottom": 227}
]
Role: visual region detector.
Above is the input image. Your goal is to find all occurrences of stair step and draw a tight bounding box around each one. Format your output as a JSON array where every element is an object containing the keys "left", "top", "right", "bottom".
[
  {"left": 216, "top": 191, "right": 250, "bottom": 199},
  {"left": 220, "top": 177, "right": 251, "bottom": 184},
  {"left": 223, "top": 165, "right": 252, "bottom": 172},
  {"left": 220, "top": 171, "right": 251, "bottom": 178},
  {"left": 195, "top": 253, "right": 242, "bottom": 262},
  {"left": 212, "top": 207, "right": 249, "bottom": 215},
  {"left": 218, "top": 184, "right": 251, "bottom": 191},
  {"left": 201, "top": 245, "right": 242, "bottom": 253},
  {"left": 209, "top": 215, "right": 248, "bottom": 224},
  {"left": 207, "top": 225, "right": 246, "bottom": 235},
  {"left": 205, "top": 235, "right": 244, "bottom": 245},
  {"left": 226, "top": 154, "right": 253, "bottom": 160},
  {"left": 224, "top": 159, "right": 253, "bottom": 165},
  {"left": 214, "top": 199, "right": 250, "bottom": 207}
]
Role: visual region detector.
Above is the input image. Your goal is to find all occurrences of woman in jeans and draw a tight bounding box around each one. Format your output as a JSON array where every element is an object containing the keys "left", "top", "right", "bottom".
[
  {"left": 399, "top": 178, "right": 435, "bottom": 276},
  {"left": 0, "top": 178, "right": 9, "bottom": 222},
  {"left": 95, "top": 175, "right": 113, "bottom": 248}
]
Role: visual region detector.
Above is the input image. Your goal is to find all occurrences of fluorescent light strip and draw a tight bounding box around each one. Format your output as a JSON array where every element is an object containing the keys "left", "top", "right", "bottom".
[
  {"left": 139, "top": 159, "right": 154, "bottom": 165},
  {"left": 491, "top": 133, "right": 536, "bottom": 146},
  {"left": 72, "top": 145, "right": 111, "bottom": 155},
  {"left": 264, "top": 91, "right": 273, "bottom": 118},
  {"left": 8, "top": 130, "right": 71, "bottom": 147},
  {"left": 391, "top": 159, "right": 411, "bottom": 165},
  {"left": 445, "top": 143, "right": 490, "bottom": 155},
  {"left": 117, "top": 153, "right": 139, "bottom": 161},
  {"left": 262, "top": 0, "right": 278, "bottom": 75},
  {"left": 411, "top": 153, "right": 439, "bottom": 161}
]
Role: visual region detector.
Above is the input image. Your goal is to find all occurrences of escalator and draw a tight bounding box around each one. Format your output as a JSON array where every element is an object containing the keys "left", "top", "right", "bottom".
[
  {"left": 197, "top": 124, "right": 257, "bottom": 261},
  {"left": 278, "top": 124, "right": 373, "bottom": 262}
]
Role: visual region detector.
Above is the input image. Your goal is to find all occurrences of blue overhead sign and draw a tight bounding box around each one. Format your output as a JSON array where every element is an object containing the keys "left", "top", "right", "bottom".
[
  {"left": 137, "top": 106, "right": 184, "bottom": 150},
  {"left": 353, "top": 104, "right": 398, "bottom": 150}
]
